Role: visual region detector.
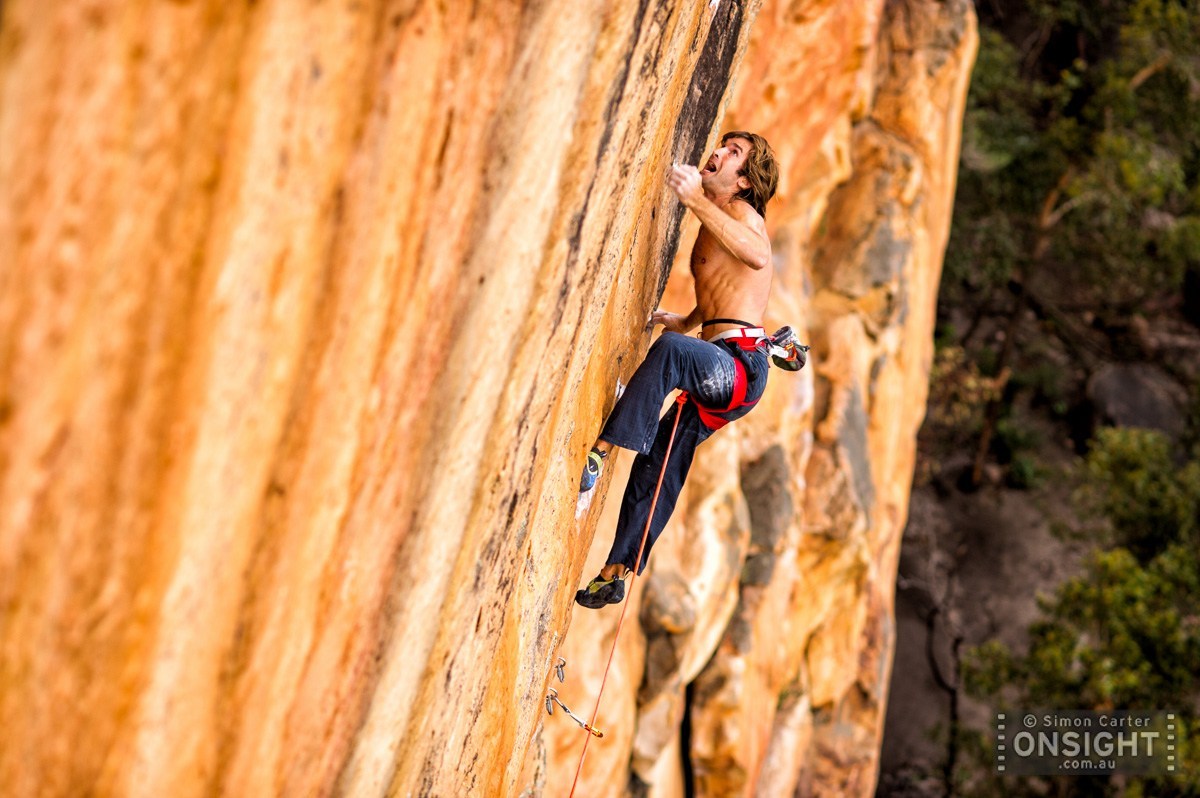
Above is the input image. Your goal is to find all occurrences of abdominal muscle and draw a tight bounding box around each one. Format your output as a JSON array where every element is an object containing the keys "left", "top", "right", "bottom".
[{"left": 689, "top": 228, "right": 772, "bottom": 341}]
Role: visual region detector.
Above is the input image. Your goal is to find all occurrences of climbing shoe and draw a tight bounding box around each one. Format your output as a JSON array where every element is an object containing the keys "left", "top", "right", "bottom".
[
  {"left": 578, "top": 447, "right": 607, "bottom": 492},
  {"left": 574, "top": 574, "right": 626, "bottom": 609}
]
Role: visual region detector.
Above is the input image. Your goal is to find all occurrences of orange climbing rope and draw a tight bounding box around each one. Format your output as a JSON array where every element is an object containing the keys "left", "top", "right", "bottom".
[{"left": 568, "top": 392, "right": 689, "bottom": 798}]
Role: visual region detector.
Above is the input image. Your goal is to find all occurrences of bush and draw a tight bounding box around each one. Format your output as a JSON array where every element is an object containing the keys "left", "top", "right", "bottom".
[
  {"left": 964, "top": 425, "right": 1200, "bottom": 795},
  {"left": 1083, "top": 428, "right": 1200, "bottom": 561}
]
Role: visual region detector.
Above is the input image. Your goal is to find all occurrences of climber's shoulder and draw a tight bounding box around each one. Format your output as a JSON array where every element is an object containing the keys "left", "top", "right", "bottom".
[{"left": 726, "top": 198, "right": 767, "bottom": 236}]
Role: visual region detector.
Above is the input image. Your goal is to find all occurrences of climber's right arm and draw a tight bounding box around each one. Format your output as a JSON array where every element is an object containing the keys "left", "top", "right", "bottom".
[{"left": 651, "top": 306, "right": 700, "bottom": 334}]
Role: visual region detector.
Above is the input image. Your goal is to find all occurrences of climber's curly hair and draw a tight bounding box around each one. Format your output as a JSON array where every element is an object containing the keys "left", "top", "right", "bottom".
[{"left": 723, "top": 131, "right": 779, "bottom": 218}]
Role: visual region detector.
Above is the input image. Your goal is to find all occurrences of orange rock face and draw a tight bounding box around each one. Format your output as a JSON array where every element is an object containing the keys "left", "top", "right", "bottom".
[
  {"left": 551, "top": 1, "right": 977, "bottom": 796},
  {"left": 0, "top": 1, "right": 973, "bottom": 796}
]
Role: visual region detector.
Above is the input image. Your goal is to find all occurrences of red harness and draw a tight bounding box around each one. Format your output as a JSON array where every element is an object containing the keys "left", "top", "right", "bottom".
[{"left": 686, "top": 335, "right": 761, "bottom": 431}]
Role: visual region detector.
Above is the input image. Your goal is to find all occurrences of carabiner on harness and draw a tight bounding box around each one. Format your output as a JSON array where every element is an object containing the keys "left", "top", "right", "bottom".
[{"left": 767, "top": 325, "right": 810, "bottom": 371}]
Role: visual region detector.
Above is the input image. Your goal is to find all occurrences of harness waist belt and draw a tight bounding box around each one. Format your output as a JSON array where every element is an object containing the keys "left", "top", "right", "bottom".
[
  {"left": 701, "top": 317, "right": 758, "bottom": 328},
  {"left": 707, "top": 327, "right": 766, "bottom": 344}
]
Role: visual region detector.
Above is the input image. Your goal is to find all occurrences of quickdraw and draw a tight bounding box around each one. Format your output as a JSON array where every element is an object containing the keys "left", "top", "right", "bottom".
[{"left": 546, "top": 689, "right": 604, "bottom": 738}]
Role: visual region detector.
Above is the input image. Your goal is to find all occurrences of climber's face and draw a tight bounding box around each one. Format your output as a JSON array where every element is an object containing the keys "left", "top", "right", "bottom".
[{"left": 700, "top": 136, "right": 753, "bottom": 194}]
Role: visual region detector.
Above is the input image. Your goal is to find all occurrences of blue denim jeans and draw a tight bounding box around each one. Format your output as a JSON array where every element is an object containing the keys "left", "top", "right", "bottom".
[{"left": 598, "top": 332, "right": 768, "bottom": 574}]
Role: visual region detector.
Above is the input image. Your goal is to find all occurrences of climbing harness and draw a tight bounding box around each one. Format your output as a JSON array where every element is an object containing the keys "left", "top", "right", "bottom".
[
  {"left": 707, "top": 326, "right": 766, "bottom": 343},
  {"left": 691, "top": 345, "right": 757, "bottom": 431},
  {"left": 692, "top": 326, "right": 768, "bottom": 431},
  {"left": 566, "top": 393, "right": 689, "bottom": 798},
  {"left": 701, "top": 320, "right": 810, "bottom": 372}
]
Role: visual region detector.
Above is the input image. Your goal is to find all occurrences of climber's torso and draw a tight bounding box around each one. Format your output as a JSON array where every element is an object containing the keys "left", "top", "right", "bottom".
[{"left": 689, "top": 199, "right": 772, "bottom": 340}]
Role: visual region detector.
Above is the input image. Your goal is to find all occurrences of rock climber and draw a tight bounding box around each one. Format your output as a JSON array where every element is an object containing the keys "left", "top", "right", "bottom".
[{"left": 576, "top": 131, "right": 795, "bottom": 609}]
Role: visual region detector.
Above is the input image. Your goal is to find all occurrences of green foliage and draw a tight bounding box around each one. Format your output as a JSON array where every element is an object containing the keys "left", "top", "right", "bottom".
[
  {"left": 921, "top": 346, "right": 1006, "bottom": 453},
  {"left": 964, "top": 426, "right": 1200, "bottom": 795},
  {"left": 1185, "top": 383, "right": 1200, "bottom": 460},
  {"left": 1006, "top": 452, "right": 1046, "bottom": 489},
  {"left": 1082, "top": 428, "right": 1200, "bottom": 560},
  {"left": 1021, "top": 546, "right": 1198, "bottom": 706},
  {"left": 1166, "top": 215, "right": 1200, "bottom": 275},
  {"left": 944, "top": 27, "right": 1050, "bottom": 300},
  {"left": 1013, "top": 356, "right": 1070, "bottom": 415},
  {"left": 994, "top": 417, "right": 1041, "bottom": 461},
  {"left": 946, "top": 0, "right": 1200, "bottom": 311},
  {"left": 959, "top": 29, "right": 1043, "bottom": 176},
  {"left": 918, "top": 346, "right": 1014, "bottom": 487},
  {"left": 935, "top": 5, "right": 1200, "bottom": 791},
  {"left": 991, "top": 416, "right": 1048, "bottom": 488},
  {"left": 933, "top": 320, "right": 958, "bottom": 352},
  {"left": 963, "top": 639, "right": 1017, "bottom": 698}
]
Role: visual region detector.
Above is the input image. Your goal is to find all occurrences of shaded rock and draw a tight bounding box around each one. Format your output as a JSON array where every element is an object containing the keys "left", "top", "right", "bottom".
[
  {"left": 641, "top": 571, "right": 699, "bottom": 637},
  {"left": 740, "top": 445, "right": 793, "bottom": 586},
  {"left": 1184, "top": 264, "right": 1200, "bottom": 328},
  {"left": 1086, "top": 363, "right": 1189, "bottom": 440}
]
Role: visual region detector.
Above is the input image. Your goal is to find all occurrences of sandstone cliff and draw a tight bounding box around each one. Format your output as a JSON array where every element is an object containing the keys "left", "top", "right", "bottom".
[{"left": 0, "top": 1, "right": 974, "bottom": 796}]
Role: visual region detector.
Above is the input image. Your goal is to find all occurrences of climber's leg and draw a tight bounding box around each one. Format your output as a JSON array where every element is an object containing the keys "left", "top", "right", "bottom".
[
  {"left": 577, "top": 333, "right": 733, "bottom": 494},
  {"left": 576, "top": 401, "right": 708, "bottom": 608},
  {"left": 602, "top": 400, "right": 710, "bottom": 576},
  {"left": 596, "top": 332, "right": 735, "bottom": 455}
]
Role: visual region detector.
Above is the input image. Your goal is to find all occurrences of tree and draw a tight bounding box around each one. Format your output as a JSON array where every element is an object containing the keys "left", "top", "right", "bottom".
[
  {"left": 949, "top": 0, "right": 1200, "bottom": 312},
  {"left": 944, "top": 0, "right": 1200, "bottom": 487}
]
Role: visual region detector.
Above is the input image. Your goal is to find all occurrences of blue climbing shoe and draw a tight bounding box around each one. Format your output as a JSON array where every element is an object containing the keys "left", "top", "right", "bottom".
[
  {"left": 575, "top": 574, "right": 626, "bottom": 609},
  {"left": 579, "top": 447, "right": 607, "bottom": 492}
]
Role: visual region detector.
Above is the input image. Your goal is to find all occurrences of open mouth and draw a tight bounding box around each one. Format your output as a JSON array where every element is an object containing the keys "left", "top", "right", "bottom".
[{"left": 702, "top": 159, "right": 717, "bottom": 174}]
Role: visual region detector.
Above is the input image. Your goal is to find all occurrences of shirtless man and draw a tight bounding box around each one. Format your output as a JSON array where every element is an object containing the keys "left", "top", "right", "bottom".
[{"left": 576, "top": 131, "right": 781, "bottom": 609}]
